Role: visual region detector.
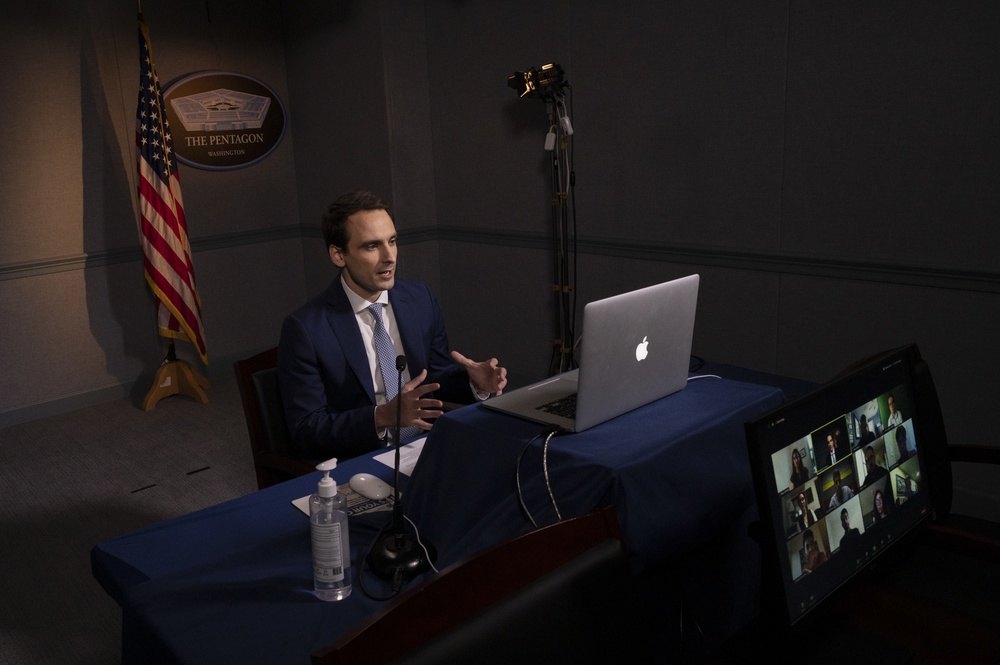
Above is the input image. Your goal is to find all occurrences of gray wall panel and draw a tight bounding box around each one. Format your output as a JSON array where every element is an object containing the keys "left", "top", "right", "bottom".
[
  {"left": 1, "top": 0, "right": 996, "bottom": 515},
  {"left": 781, "top": 2, "right": 1000, "bottom": 271}
]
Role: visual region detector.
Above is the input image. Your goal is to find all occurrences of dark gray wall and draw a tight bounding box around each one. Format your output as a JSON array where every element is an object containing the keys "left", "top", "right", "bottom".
[
  {"left": 283, "top": 1, "right": 1000, "bottom": 518},
  {"left": 1, "top": 1, "right": 997, "bottom": 517},
  {"left": 0, "top": 0, "right": 306, "bottom": 424}
]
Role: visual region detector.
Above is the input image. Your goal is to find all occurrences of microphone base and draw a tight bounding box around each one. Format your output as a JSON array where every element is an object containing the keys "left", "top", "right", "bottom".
[{"left": 367, "top": 532, "right": 434, "bottom": 590}]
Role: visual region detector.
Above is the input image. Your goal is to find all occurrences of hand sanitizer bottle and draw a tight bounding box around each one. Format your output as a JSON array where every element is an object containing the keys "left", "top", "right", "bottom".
[{"left": 310, "top": 458, "right": 352, "bottom": 601}]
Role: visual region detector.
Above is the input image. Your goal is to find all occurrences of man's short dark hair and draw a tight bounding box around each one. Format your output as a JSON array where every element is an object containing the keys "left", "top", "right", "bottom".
[{"left": 321, "top": 191, "right": 390, "bottom": 249}]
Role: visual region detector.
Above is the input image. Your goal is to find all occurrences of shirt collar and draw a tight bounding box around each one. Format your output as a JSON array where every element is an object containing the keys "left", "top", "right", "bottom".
[{"left": 340, "top": 274, "right": 389, "bottom": 315}]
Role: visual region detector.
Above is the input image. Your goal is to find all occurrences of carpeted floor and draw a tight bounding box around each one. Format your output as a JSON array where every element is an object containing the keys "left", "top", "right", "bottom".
[{"left": 0, "top": 371, "right": 256, "bottom": 665}]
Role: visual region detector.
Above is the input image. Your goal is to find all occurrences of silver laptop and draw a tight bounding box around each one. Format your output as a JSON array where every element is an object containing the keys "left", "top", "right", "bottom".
[{"left": 483, "top": 274, "right": 700, "bottom": 432}]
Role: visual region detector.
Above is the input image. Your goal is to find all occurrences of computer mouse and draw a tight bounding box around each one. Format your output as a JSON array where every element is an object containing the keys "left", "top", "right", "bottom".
[{"left": 349, "top": 473, "right": 392, "bottom": 500}]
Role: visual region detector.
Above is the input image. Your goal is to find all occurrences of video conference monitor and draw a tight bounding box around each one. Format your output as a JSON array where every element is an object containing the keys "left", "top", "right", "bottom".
[{"left": 745, "top": 344, "right": 948, "bottom": 630}]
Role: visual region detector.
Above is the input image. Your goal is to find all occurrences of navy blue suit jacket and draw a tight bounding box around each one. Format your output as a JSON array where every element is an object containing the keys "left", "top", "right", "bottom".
[{"left": 277, "top": 277, "right": 472, "bottom": 460}]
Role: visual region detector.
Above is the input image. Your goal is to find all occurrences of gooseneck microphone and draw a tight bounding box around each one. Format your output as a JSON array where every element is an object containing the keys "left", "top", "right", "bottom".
[
  {"left": 390, "top": 355, "right": 407, "bottom": 541},
  {"left": 366, "top": 355, "right": 432, "bottom": 593}
]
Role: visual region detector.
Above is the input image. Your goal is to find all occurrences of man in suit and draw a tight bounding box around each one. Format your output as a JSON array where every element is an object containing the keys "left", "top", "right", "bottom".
[
  {"left": 278, "top": 191, "right": 507, "bottom": 460},
  {"left": 821, "top": 431, "right": 843, "bottom": 469}
]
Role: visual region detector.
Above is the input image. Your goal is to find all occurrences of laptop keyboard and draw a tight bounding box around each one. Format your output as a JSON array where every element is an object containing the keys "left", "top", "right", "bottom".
[{"left": 536, "top": 393, "right": 578, "bottom": 419}]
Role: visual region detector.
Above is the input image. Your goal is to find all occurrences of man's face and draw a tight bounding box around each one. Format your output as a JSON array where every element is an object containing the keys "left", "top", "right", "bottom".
[
  {"left": 329, "top": 209, "right": 398, "bottom": 301},
  {"left": 888, "top": 396, "right": 896, "bottom": 414},
  {"left": 834, "top": 474, "right": 841, "bottom": 488},
  {"left": 865, "top": 448, "right": 876, "bottom": 470},
  {"left": 841, "top": 511, "right": 850, "bottom": 529},
  {"left": 827, "top": 435, "right": 836, "bottom": 452}
]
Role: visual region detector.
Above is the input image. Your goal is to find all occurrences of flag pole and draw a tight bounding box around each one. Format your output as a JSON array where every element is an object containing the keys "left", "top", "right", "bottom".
[{"left": 135, "top": 9, "right": 211, "bottom": 410}]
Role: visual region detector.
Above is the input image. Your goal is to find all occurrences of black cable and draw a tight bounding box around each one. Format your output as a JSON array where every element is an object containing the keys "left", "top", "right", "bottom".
[
  {"left": 689, "top": 354, "right": 706, "bottom": 373},
  {"left": 566, "top": 85, "right": 579, "bottom": 369},
  {"left": 357, "top": 520, "right": 398, "bottom": 601}
]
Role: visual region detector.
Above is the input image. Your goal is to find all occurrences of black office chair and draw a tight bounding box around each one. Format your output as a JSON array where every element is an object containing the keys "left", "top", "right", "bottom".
[
  {"left": 925, "top": 444, "right": 1000, "bottom": 561},
  {"left": 889, "top": 348, "right": 1000, "bottom": 561},
  {"left": 312, "top": 506, "right": 653, "bottom": 665},
  {"left": 234, "top": 347, "right": 315, "bottom": 490}
]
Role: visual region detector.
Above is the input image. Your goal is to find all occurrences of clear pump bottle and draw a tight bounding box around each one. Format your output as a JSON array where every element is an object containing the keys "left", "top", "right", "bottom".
[{"left": 310, "top": 459, "right": 352, "bottom": 601}]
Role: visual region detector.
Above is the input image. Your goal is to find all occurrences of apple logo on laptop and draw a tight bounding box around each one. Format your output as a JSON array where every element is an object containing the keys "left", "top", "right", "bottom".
[{"left": 635, "top": 336, "right": 649, "bottom": 362}]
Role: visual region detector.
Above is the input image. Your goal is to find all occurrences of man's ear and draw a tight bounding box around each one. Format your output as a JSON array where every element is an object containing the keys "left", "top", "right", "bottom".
[{"left": 329, "top": 244, "right": 345, "bottom": 268}]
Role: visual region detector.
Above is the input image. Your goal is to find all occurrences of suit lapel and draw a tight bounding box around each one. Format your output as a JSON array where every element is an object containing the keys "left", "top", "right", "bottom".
[
  {"left": 324, "top": 280, "right": 376, "bottom": 402},
  {"left": 389, "top": 284, "right": 427, "bottom": 374}
]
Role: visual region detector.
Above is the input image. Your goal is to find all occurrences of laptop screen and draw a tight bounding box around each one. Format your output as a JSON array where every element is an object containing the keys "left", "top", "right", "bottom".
[{"left": 745, "top": 345, "right": 940, "bottom": 627}]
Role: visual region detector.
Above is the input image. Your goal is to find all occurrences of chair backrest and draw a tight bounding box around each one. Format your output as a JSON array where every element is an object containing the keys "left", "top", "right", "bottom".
[
  {"left": 233, "top": 347, "right": 314, "bottom": 489},
  {"left": 312, "top": 506, "right": 652, "bottom": 664},
  {"left": 853, "top": 349, "right": 1000, "bottom": 562}
]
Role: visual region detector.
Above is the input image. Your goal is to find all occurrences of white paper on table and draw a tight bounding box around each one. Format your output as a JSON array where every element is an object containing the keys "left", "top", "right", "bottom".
[
  {"left": 292, "top": 486, "right": 397, "bottom": 517},
  {"left": 291, "top": 495, "right": 310, "bottom": 515},
  {"left": 373, "top": 437, "right": 426, "bottom": 476},
  {"left": 291, "top": 437, "right": 426, "bottom": 516}
]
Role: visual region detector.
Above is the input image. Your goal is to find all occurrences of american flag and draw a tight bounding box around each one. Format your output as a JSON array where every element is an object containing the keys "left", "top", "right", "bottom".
[{"left": 135, "top": 16, "right": 207, "bottom": 364}]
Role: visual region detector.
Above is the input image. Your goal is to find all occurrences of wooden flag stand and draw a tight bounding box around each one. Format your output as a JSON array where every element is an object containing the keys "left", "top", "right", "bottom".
[
  {"left": 136, "top": 11, "right": 211, "bottom": 414},
  {"left": 142, "top": 343, "right": 210, "bottom": 411}
]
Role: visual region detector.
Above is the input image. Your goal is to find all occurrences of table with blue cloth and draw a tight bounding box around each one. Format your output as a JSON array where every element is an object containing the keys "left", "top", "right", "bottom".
[
  {"left": 92, "top": 368, "right": 804, "bottom": 664},
  {"left": 405, "top": 373, "right": 790, "bottom": 655},
  {"left": 407, "top": 375, "right": 786, "bottom": 574},
  {"left": 92, "top": 454, "right": 410, "bottom": 664}
]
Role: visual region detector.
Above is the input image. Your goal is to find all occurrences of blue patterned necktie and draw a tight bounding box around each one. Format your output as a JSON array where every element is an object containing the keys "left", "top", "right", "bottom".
[{"left": 368, "top": 303, "right": 421, "bottom": 444}]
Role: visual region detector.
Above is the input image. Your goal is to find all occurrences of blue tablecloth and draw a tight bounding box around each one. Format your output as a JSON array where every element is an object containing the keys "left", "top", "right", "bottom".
[
  {"left": 93, "top": 454, "right": 409, "bottom": 664},
  {"left": 407, "top": 376, "right": 785, "bottom": 575},
  {"left": 91, "top": 373, "right": 790, "bottom": 664}
]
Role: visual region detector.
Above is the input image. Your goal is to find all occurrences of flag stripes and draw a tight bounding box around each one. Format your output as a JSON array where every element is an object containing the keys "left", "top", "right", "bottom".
[{"left": 135, "top": 16, "right": 207, "bottom": 363}]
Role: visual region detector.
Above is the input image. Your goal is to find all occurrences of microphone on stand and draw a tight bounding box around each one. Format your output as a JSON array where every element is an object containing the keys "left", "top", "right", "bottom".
[{"left": 367, "top": 354, "right": 432, "bottom": 593}]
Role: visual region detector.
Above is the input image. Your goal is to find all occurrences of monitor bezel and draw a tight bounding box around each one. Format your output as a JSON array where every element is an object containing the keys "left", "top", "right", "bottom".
[{"left": 745, "top": 344, "right": 948, "bottom": 631}]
